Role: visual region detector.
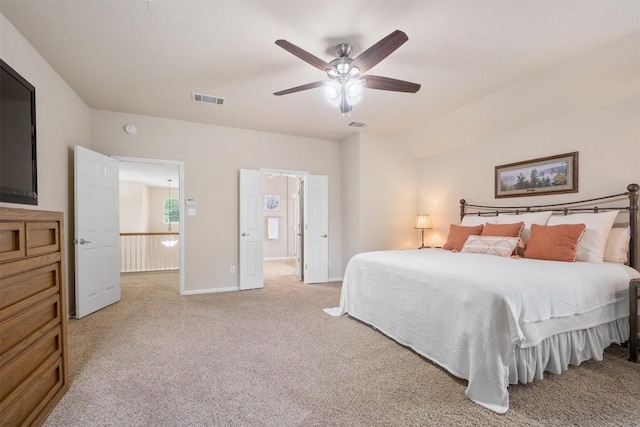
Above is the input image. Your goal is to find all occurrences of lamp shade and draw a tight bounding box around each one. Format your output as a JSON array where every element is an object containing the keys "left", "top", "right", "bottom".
[{"left": 414, "top": 214, "right": 432, "bottom": 230}]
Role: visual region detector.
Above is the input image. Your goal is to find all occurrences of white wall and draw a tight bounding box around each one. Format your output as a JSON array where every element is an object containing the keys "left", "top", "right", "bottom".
[
  {"left": 119, "top": 181, "right": 149, "bottom": 233},
  {"left": 340, "top": 134, "right": 361, "bottom": 274},
  {"left": 359, "top": 133, "right": 418, "bottom": 252},
  {"left": 414, "top": 32, "right": 640, "bottom": 266},
  {"left": 0, "top": 13, "right": 91, "bottom": 312},
  {"left": 90, "top": 109, "right": 342, "bottom": 291},
  {"left": 339, "top": 132, "right": 418, "bottom": 274}
]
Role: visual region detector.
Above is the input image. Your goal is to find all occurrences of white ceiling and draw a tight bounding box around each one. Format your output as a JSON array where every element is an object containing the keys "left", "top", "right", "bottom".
[
  {"left": 2, "top": 1, "right": 640, "bottom": 151},
  {"left": 119, "top": 161, "right": 179, "bottom": 188}
]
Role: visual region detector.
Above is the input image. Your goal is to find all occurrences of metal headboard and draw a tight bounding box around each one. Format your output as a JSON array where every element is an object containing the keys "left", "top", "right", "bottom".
[{"left": 459, "top": 183, "right": 639, "bottom": 269}]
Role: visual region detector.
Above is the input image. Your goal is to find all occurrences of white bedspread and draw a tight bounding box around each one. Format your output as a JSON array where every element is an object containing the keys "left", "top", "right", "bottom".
[{"left": 324, "top": 249, "right": 639, "bottom": 414}]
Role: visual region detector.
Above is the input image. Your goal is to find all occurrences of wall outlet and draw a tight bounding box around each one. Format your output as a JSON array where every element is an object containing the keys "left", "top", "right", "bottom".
[{"left": 230, "top": 266, "right": 236, "bottom": 274}]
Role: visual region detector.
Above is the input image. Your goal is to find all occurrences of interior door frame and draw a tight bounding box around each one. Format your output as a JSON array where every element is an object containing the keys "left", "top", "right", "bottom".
[
  {"left": 259, "top": 168, "right": 311, "bottom": 282},
  {"left": 114, "top": 156, "right": 185, "bottom": 295}
]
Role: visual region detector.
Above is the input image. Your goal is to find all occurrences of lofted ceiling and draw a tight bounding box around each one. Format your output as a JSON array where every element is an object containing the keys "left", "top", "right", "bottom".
[{"left": 2, "top": 1, "right": 639, "bottom": 155}]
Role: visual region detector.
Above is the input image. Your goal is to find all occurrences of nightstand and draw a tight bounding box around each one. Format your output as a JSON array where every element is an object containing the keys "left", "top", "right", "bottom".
[{"left": 630, "top": 278, "right": 640, "bottom": 363}]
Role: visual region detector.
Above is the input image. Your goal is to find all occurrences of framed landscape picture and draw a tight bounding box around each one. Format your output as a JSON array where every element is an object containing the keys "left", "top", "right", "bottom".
[{"left": 495, "top": 152, "right": 578, "bottom": 198}]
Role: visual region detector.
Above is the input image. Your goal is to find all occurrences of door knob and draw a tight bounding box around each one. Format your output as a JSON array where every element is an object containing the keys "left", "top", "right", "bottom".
[
  {"left": 241, "top": 232, "right": 250, "bottom": 237},
  {"left": 74, "top": 238, "right": 92, "bottom": 245},
  {"left": 321, "top": 234, "right": 328, "bottom": 238}
]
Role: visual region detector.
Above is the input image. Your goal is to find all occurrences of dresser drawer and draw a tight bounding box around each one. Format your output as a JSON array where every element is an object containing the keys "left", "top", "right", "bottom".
[
  {"left": 0, "top": 263, "right": 61, "bottom": 320},
  {"left": 0, "top": 222, "right": 25, "bottom": 263},
  {"left": 26, "top": 222, "right": 60, "bottom": 257},
  {"left": 0, "top": 294, "right": 61, "bottom": 367},
  {"left": 0, "top": 356, "right": 64, "bottom": 427},
  {"left": 0, "top": 325, "right": 62, "bottom": 402}
]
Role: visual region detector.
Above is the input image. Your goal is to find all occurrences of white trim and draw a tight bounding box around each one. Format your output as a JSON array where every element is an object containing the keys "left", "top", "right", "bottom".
[
  {"left": 182, "top": 286, "right": 238, "bottom": 295},
  {"left": 263, "top": 256, "right": 295, "bottom": 261},
  {"left": 329, "top": 277, "right": 343, "bottom": 282},
  {"left": 113, "top": 156, "right": 186, "bottom": 297}
]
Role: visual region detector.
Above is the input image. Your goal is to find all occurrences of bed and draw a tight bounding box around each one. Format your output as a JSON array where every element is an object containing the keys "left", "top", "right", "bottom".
[{"left": 325, "top": 184, "right": 639, "bottom": 414}]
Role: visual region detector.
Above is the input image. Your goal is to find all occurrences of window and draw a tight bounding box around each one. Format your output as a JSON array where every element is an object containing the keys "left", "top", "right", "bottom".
[{"left": 163, "top": 198, "right": 180, "bottom": 223}]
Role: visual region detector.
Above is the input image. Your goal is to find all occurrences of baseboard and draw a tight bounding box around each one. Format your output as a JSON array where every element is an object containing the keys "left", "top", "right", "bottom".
[
  {"left": 182, "top": 286, "right": 238, "bottom": 295},
  {"left": 263, "top": 256, "right": 295, "bottom": 261},
  {"left": 328, "top": 277, "right": 343, "bottom": 283}
]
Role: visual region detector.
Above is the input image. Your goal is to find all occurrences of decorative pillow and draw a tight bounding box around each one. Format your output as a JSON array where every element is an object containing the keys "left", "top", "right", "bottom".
[
  {"left": 524, "top": 224, "right": 586, "bottom": 262},
  {"left": 603, "top": 226, "right": 630, "bottom": 264},
  {"left": 497, "top": 211, "right": 552, "bottom": 242},
  {"left": 442, "top": 224, "right": 484, "bottom": 251},
  {"left": 481, "top": 221, "right": 524, "bottom": 238},
  {"left": 461, "top": 236, "right": 520, "bottom": 257},
  {"left": 461, "top": 215, "right": 497, "bottom": 226},
  {"left": 547, "top": 211, "right": 618, "bottom": 263}
]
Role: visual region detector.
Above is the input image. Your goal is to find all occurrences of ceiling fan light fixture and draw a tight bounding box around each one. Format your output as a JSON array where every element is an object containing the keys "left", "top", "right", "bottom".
[
  {"left": 274, "top": 30, "right": 419, "bottom": 114},
  {"left": 325, "top": 81, "right": 342, "bottom": 104},
  {"left": 336, "top": 62, "right": 349, "bottom": 74},
  {"left": 344, "top": 80, "right": 363, "bottom": 104}
]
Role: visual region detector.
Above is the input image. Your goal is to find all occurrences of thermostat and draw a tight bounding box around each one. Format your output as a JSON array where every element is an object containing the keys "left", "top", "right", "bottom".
[{"left": 186, "top": 198, "right": 197, "bottom": 206}]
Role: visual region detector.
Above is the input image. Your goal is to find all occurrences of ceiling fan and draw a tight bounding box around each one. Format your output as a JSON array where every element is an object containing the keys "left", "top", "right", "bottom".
[{"left": 274, "top": 30, "right": 421, "bottom": 114}]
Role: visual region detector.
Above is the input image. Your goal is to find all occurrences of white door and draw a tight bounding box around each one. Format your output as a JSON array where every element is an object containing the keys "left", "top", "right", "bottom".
[
  {"left": 304, "top": 175, "right": 329, "bottom": 283},
  {"left": 74, "top": 146, "right": 121, "bottom": 318},
  {"left": 294, "top": 178, "right": 303, "bottom": 280},
  {"left": 239, "top": 169, "right": 263, "bottom": 290}
]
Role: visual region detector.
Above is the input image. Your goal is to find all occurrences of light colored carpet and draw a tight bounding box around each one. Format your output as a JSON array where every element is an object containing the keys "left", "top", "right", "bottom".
[{"left": 44, "top": 266, "right": 640, "bottom": 426}]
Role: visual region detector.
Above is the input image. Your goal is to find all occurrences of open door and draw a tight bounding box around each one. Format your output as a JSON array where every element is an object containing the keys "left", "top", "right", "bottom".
[
  {"left": 294, "top": 177, "right": 303, "bottom": 281},
  {"left": 239, "top": 169, "right": 264, "bottom": 290},
  {"left": 74, "top": 146, "right": 121, "bottom": 318},
  {"left": 303, "top": 175, "right": 329, "bottom": 283}
]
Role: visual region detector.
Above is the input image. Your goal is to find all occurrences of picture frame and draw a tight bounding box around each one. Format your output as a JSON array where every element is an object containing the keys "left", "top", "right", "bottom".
[
  {"left": 264, "top": 194, "right": 281, "bottom": 211},
  {"left": 495, "top": 152, "right": 578, "bottom": 199}
]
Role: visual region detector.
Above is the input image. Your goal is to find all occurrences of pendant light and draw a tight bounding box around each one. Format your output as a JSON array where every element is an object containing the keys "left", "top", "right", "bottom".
[{"left": 161, "top": 179, "right": 178, "bottom": 248}]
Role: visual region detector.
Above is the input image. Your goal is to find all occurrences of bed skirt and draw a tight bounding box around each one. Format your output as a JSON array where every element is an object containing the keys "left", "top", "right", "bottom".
[{"left": 510, "top": 317, "right": 629, "bottom": 385}]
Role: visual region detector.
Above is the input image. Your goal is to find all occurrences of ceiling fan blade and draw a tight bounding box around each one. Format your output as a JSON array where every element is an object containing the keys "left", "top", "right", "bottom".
[
  {"left": 275, "top": 40, "right": 333, "bottom": 72},
  {"left": 364, "top": 75, "right": 421, "bottom": 93},
  {"left": 274, "top": 81, "right": 325, "bottom": 96},
  {"left": 350, "top": 30, "right": 409, "bottom": 74}
]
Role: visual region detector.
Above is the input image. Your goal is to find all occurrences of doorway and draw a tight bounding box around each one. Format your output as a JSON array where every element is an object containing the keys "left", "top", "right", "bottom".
[
  {"left": 239, "top": 168, "right": 328, "bottom": 290},
  {"left": 262, "top": 172, "right": 303, "bottom": 283},
  {"left": 115, "top": 156, "right": 185, "bottom": 295}
]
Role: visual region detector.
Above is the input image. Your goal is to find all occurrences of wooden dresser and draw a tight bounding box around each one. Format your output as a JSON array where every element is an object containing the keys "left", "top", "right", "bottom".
[{"left": 0, "top": 208, "right": 69, "bottom": 426}]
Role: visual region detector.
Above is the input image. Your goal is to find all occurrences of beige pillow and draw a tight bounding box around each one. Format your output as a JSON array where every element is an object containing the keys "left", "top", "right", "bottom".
[
  {"left": 461, "top": 236, "right": 520, "bottom": 257},
  {"left": 547, "top": 211, "right": 618, "bottom": 263},
  {"left": 603, "top": 227, "right": 630, "bottom": 264}
]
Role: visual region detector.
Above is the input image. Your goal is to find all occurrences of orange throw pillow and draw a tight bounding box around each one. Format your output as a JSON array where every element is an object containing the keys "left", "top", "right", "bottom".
[
  {"left": 482, "top": 221, "right": 524, "bottom": 238},
  {"left": 443, "top": 224, "right": 484, "bottom": 251},
  {"left": 524, "top": 224, "right": 586, "bottom": 262}
]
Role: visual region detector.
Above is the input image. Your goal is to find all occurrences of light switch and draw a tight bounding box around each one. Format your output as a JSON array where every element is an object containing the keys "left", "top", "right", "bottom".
[{"left": 188, "top": 208, "right": 196, "bottom": 216}]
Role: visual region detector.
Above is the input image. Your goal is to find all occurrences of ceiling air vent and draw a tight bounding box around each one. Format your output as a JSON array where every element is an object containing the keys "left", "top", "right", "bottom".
[
  {"left": 192, "top": 92, "right": 225, "bottom": 106},
  {"left": 348, "top": 121, "right": 369, "bottom": 128}
]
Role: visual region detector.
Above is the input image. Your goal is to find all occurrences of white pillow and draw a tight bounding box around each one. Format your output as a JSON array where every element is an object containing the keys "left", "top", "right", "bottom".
[
  {"left": 603, "top": 227, "right": 630, "bottom": 264},
  {"left": 547, "top": 211, "right": 618, "bottom": 263},
  {"left": 461, "top": 215, "right": 497, "bottom": 226},
  {"left": 461, "top": 235, "right": 520, "bottom": 257},
  {"left": 497, "top": 211, "right": 552, "bottom": 243}
]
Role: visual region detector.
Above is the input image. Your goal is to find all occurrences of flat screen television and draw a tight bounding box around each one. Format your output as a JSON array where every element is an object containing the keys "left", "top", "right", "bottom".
[{"left": 1, "top": 59, "right": 38, "bottom": 205}]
